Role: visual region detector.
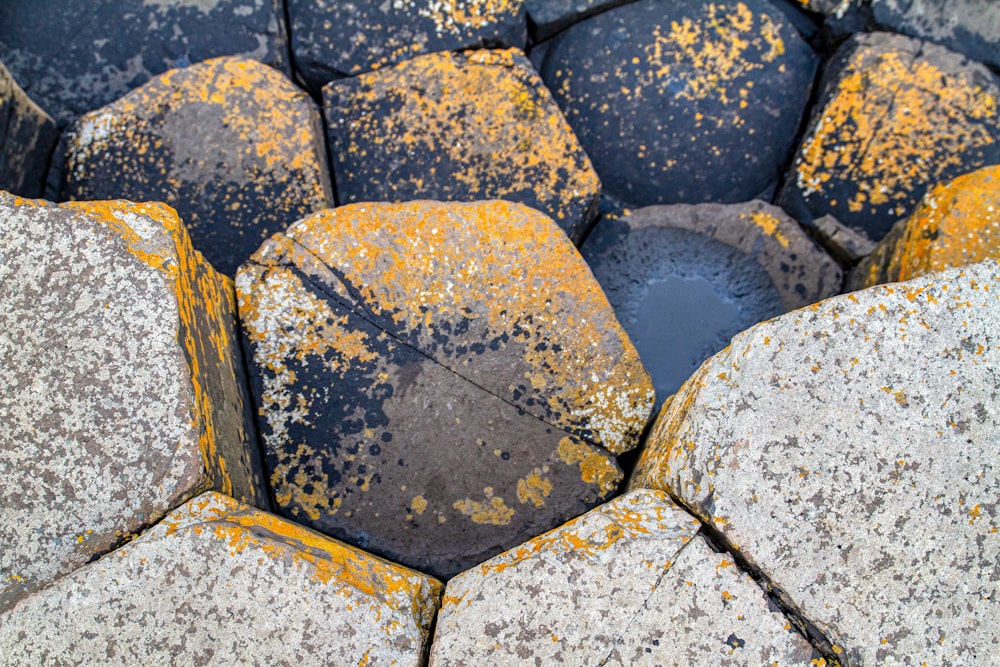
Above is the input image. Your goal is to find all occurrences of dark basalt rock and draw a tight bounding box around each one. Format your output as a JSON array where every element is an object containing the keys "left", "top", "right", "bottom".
[
  {"left": 237, "top": 200, "right": 653, "bottom": 579},
  {"left": 779, "top": 31, "right": 1000, "bottom": 241},
  {"left": 0, "top": 61, "right": 57, "bottom": 197},
  {"left": 289, "top": 0, "right": 526, "bottom": 93},
  {"left": 0, "top": 0, "right": 289, "bottom": 127},
  {"left": 535, "top": 0, "right": 818, "bottom": 208},
  {"left": 323, "top": 49, "right": 600, "bottom": 243},
  {"left": 524, "top": 0, "right": 632, "bottom": 41},
  {"left": 60, "top": 56, "right": 332, "bottom": 277}
]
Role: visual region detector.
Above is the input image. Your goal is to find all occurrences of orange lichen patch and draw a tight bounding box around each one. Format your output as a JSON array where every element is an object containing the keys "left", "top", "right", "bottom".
[
  {"left": 324, "top": 49, "right": 600, "bottom": 241},
  {"left": 859, "top": 166, "right": 1000, "bottom": 286},
  {"left": 63, "top": 198, "right": 261, "bottom": 503},
  {"left": 642, "top": 2, "right": 785, "bottom": 105},
  {"left": 284, "top": 201, "right": 653, "bottom": 455},
  {"left": 392, "top": 0, "right": 519, "bottom": 36},
  {"left": 453, "top": 488, "right": 516, "bottom": 525},
  {"left": 516, "top": 468, "right": 553, "bottom": 507},
  {"left": 747, "top": 210, "right": 790, "bottom": 248},
  {"left": 556, "top": 437, "right": 621, "bottom": 495},
  {"left": 794, "top": 34, "right": 998, "bottom": 225}
]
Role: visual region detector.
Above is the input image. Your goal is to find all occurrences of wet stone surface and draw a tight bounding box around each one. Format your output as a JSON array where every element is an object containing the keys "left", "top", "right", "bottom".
[
  {"left": 780, "top": 31, "right": 1000, "bottom": 241},
  {"left": 61, "top": 56, "right": 333, "bottom": 276},
  {"left": 0, "top": 194, "right": 265, "bottom": 611},
  {"left": 289, "top": 0, "right": 526, "bottom": 93},
  {"left": 850, "top": 165, "right": 1000, "bottom": 290},
  {"left": 535, "top": 0, "right": 818, "bottom": 208},
  {"left": 323, "top": 48, "right": 600, "bottom": 243},
  {"left": 583, "top": 201, "right": 841, "bottom": 404},
  {"left": 429, "top": 489, "right": 819, "bottom": 666},
  {"left": 0, "top": 61, "right": 57, "bottom": 198},
  {"left": 0, "top": 492, "right": 442, "bottom": 666},
  {"left": 0, "top": 0, "right": 289, "bottom": 126},
  {"left": 631, "top": 260, "right": 1000, "bottom": 665},
  {"left": 237, "top": 200, "right": 653, "bottom": 579}
]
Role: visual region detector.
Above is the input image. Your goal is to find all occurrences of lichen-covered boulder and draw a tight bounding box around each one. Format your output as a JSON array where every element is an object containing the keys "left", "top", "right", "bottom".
[
  {"left": 871, "top": 0, "right": 1000, "bottom": 71},
  {"left": 0, "top": 61, "right": 57, "bottom": 198},
  {"left": 429, "top": 490, "right": 819, "bottom": 665},
  {"left": 849, "top": 165, "right": 1000, "bottom": 289},
  {"left": 780, "top": 32, "right": 1000, "bottom": 240},
  {"left": 323, "top": 49, "right": 600, "bottom": 243},
  {"left": 0, "top": 0, "right": 288, "bottom": 126},
  {"left": 238, "top": 200, "right": 653, "bottom": 579},
  {"left": 60, "top": 56, "right": 332, "bottom": 276},
  {"left": 535, "top": 0, "right": 818, "bottom": 208},
  {"left": 582, "top": 201, "right": 841, "bottom": 404},
  {"left": 289, "top": 0, "right": 526, "bottom": 92},
  {"left": 631, "top": 260, "right": 1000, "bottom": 664},
  {"left": 0, "top": 492, "right": 442, "bottom": 665},
  {"left": 0, "top": 194, "right": 266, "bottom": 611}
]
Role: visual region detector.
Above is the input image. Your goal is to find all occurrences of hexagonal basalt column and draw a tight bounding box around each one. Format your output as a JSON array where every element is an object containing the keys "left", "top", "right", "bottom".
[
  {"left": 61, "top": 56, "right": 333, "bottom": 276},
  {"left": 238, "top": 200, "right": 653, "bottom": 579},
  {"left": 0, "top": 194, "right": 266, "bottom": 610},
  {"left": 0, "top": 492, "right": 442, "bottom": 665},
  {"left": 780, "top": 32, "right": 1000, "bottom": 241},
  {"left": 323, "top": 49, "right": 601, "bottom": 243}
]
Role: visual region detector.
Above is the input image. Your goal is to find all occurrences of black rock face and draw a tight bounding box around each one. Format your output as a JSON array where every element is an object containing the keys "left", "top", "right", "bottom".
[
  {"left": 0, "top": 61, "right": 57, "bottom": 197},
  {"left": 536, "top": 0, "right": 817, "bottom": 208},
  {"left": 0, "top": 0, "right": 289, "bottom": 126}
]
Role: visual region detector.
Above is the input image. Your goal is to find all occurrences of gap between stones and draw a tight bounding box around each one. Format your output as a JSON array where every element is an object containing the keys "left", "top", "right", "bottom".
[
  {"left": 245, "top": 233, "right": 617, "bottom": 455},
  {"left": 658, "top": 484, "right": 846, "bottom": 667}
]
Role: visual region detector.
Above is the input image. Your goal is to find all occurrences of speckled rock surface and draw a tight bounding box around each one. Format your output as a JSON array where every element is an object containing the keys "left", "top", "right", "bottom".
[
  {"left": 871, "top": 0, "right": 1000, "bottom": 71},
  {"left": 60, "top": 56, "right": 332, "bottom": 277},
  {"left": 849, "top": 165, "right": 1000, "bottom": 290},
  {"left": 525, "top": 0, "right": 631, "bottom": 40},
  {"left": 324, "top": 49, "right": 600, "bottom": 243},
  {"left": 0, "top": 492, "right": 442, "bottom": 666},
  {"left": 0, "top": 0, "right": 288, "bottom": 126},
  {"left": 780, "top": 31, "right": 1000, "bottom": 241},
  {"left": 0, "top": 195, "right": 266, "bottom": 611},
  {"left": 289, "top": 0, "right": 526, "bottom": 92},
  {"left": 237, "top": 200, "right": 653, "bottom": 578},
  {"left": 429, "top": 489, "right": 819, "bottom": 666},
  {"left": 535, "top": 0, "right": 817, "bottom": 208},
  {"left": 792, "top": 0, "right": 853, "bottom": 16},
  {"left": 631, "top": 260, "right": 1000, "bottom": 665},
  {"left": 0, "top": 61, "right": 57, "bottom": 198}
]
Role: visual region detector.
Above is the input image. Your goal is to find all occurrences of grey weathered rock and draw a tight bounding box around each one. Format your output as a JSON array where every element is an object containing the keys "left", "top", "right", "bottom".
[
  {"left": 631, "top": 260, "right": 1000, "bottom": 665},
  {"left": 429, "top": 489, "right": 819, "bottom": 665},
  {"left": 0, "top": 492, "right": 442, "bottom": 666},
  {"left": 808, "top": 214, "right": 878, "bottom": 266},
  {"left": 0, "top": 61, "right": 57, "bottom": 198},
  {"left": 871, "top": 0, "right": 1000, "bottom": 71},
  {"left": 238, "top": 200, "right": 653, "bottom": 579},
  {"left": 0, "top": 195, "right": 266, "bottom": 611},
  {"left": 61, "top": 56, "right": 333, "bottom": 277},
  {"left": 0, "top": 0, "right": 288, "bottom": 126}
]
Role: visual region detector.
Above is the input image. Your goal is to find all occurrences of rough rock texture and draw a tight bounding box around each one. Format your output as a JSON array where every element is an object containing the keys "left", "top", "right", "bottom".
[
  {"left": 525, "top": 0, "right": 632, "bottom": 40},
  {"left": 0, "top": 195, "right": 266, "bottom": 611},
  {"left": 780, "top": 31, "right": 1000, "bottom": 241},
  {"left": 872, "top": 0, "right": 1000, "bottom": 71},
  {"left": 289, "top": 0, "right": 526, "bottom": 93},
  {"left": 792, "top": 0, "right": 853, "bottom": 16},
  {"left": 60, "top": 56, "right": 332, "bottom": 277},
  {"left": 849, "top": 165, "right": 1000, "bottom": 289},
  {"left": 631, "top": 260, "right": 1000, "bottom": 665},
  {"left": 238, "top": 200, "right": 653, "bottom": 579},
  {"left": 324, "top": 49, "right": 600, "bottom": 243},
  {"left": 0, "top": 0, "right": 288, "bottom": 127},
  {"left": 536, "top": 0, "right": 817, "bottom": 208},
  {"left": 807, "top": 214, "right": 878, "bottom": 266},
  {"left": 0, "top": 492, "right": 442, "bottom": 666},
  {"left": 0, "top": 61, "right": 57, "bottom": 198},
  {"left": 429, "top": 489, "right": 819, "bottom": 665}
]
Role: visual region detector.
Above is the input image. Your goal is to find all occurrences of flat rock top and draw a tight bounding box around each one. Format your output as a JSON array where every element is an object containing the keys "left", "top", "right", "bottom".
[
  {"left": 632, "top": 260, "right": 1000, "bottom": 665},
  {"left": 62, "top": 55, "right": 332, "bottom": 276},
  {"left": 0, "top": 492, "right": 442, "bottom": 666},
  {"left": 238, "top": 200, "right": 652, "bottom": 577},
  {"left": 430, "top": 489, "right": 818, "bottom": 665},
  {"left": 0, "top": 195, "right": 202, "bottom": 609}
]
